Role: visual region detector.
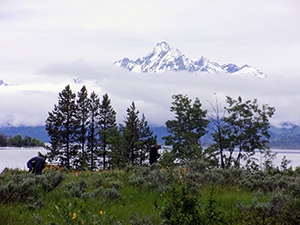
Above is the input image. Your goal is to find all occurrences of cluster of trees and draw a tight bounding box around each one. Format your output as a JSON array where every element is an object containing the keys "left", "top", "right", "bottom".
[
  {"left": 46, "top": 85, "right": 156, "bottom": 170},
  {"left": 163, "top": 95, "right": 275, "bottom": 170},
  {"left": 0, "top": 133, "right": 45, "bottom": 147},
  {"left": 46, "top": 85, "right": 275, "bottom": 171}
]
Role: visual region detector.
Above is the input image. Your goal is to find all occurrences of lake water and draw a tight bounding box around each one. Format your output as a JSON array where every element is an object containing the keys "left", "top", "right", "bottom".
[
  {"left": 1, "top": 147, "right": 300, "bottom": 173},
  {"left": 0, "top": 147, "right": 48, "bottom": 173}
]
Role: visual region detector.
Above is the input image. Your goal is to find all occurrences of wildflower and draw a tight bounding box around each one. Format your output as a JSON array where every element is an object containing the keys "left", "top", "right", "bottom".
[
  {"left": 75, "top": 172, "right": 78, "bottom": 177},
  {"left": 100, "top": 211, "right": 103, "bottom": 216},
  {"left": 72, "top": 213, "right": 77, "bottom": 219}
]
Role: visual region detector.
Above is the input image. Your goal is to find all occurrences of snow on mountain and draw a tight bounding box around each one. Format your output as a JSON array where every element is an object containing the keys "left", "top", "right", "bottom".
[
  {"left": 73, "top": 78, "right": 83, "bottom": 84},
  {"left": 114, "top": 42, "right": 266, "bottom": 78},
  {"left": 0, "top": 79, "right": 10, "bottom": 86}
]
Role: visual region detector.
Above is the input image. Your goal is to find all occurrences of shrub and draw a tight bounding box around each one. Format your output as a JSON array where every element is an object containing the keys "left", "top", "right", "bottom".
[
  {"left": 0, "top": 169, "right": 64, "bottom": 203},
  {"left": 160, "top": 169, "right": 202, "bottom": 224},
  {"left": 129, "top": 212, "right": 155, "bottom": 225},
  {"left": 237, "top": 190, "right": 291, "bottom": 223},
  {"left": 104, "top": 187, "right": 122, "bottom": 200},
  {"left": 128, "top": 174, "right": 146, "bottom": 191},
  {"left": 108, "top": 180, "right": 123, "bottom": 190},
  {"left": 92, "top": 176, "right": 104, "bottom": 187},
  {"left": 160, "top": 182, "right": 202, "bottom": 224}
]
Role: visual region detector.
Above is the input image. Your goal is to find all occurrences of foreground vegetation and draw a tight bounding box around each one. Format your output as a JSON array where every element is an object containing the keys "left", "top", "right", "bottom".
[{"left": 1, "top": 160, "right": 300, "bottom": 225}]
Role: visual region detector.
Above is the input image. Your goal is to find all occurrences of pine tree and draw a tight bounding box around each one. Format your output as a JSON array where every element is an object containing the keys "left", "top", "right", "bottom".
[
  {"left": 98, "top": 93, "right": 117, "bottom": 170},
  {"left": 0, "top": 133, "right": 7, "bottom": 147},
  {"left": 119, "top": 102, "right": 156, "bottom": 166},
  {"left": 45, "top": 85, "right": 80, "bottom": 169},
  {"left": 137, "top": 113, "right": 157, "bottom": 165},
  {"left": 76, "top": 85, "right": 90, "bottom": 169},
  {"left": 87, "top": 91, "right": 101, "bottom": 170},
  {"left": 107, "top": 126, "right": 128, "bottom": 169}
]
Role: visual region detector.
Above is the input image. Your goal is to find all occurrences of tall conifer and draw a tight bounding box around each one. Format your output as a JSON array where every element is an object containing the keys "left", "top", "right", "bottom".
[
  {"left": 45, "top": 85, "right": 79, "bottom": 169},
  {"left": 120, "top": 102, "right": 156, "bottom": 166},
  {"left": 87, "top": 91, "right": 101, "bottom": 170},
  {"left": 99, "top": 93, "right": 117, "bottom": 169},
  {"left": 76, "top": 85, "right": 90, "bottom": 168}
]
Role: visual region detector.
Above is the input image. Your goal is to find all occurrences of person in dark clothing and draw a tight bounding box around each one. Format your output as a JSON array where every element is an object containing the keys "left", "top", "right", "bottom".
[
  {"left": 149, "top": 144, "right": 161, "bottom": 165},
  {"left": 27, "top": 156, "right": 45, "bottom": 175}
]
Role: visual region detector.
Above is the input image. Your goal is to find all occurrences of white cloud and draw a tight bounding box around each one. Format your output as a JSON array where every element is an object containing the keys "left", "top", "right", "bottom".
[{"left": 1, "top": 61, "right": 299, "bottom": 128}]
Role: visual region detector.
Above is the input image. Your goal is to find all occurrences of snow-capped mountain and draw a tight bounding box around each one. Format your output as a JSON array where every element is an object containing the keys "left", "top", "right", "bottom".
[
  {"left": 114, "top": 42, "right": 265, "bottom": 78},
  {"left": 0, "top": 79, "right": 10, "bottom": 86}
]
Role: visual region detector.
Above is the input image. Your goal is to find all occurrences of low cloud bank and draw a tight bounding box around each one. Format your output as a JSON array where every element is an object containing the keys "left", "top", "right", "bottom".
[{"left": 0, "top": 61, "right": 299, "bottom": 128}]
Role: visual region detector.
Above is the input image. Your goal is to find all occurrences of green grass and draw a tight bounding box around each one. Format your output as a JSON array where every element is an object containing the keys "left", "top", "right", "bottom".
[{"left": 1, "top": 166, "right": 299, "bottom": 224}]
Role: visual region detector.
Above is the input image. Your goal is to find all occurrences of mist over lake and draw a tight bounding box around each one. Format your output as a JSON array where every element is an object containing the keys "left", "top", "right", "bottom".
[{"left": 1, "top": 147, "right": 300, "bottom": 173}]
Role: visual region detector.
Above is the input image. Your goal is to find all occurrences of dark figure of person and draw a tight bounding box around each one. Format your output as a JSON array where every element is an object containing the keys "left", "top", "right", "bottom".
[
  {"left": 27, "top": 156, "right": 45, "bottom": 175},
  {"left": 149, "top": 144, "right": 161, "bottom": 165}
]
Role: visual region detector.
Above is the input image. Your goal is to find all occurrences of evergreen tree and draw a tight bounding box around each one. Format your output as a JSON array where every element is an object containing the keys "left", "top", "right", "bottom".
[
  {"left": 87, "top": 91, "right": 101, "bottom": 170},
  {"left": 76, "top": 85, "right": 90, "bottom": 168},
  {"left": 137, "top": 113, "right": 157, "bottom": 165},
  {"left": 0, "top": 133, "right": 7, "bottom": 147},
  {"left": 107, "top": 126, "right": 128, "bottom": 169},
  {"left": 163, "top": 94, "right": 209, "bottom": 163},
  {"left": 118, "top": 102, "right": 156, "bottom": 166},
  {"left": 98, "top": 93, "right": 117, "bottom": 170},
  {"left": 45, "top": 85, "right": 80, "bottom": 169}
]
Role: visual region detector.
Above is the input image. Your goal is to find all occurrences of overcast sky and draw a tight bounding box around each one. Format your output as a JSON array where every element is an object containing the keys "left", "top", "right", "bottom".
[{"left": 0, "top": 0, "right": 300, "bottom": 128}]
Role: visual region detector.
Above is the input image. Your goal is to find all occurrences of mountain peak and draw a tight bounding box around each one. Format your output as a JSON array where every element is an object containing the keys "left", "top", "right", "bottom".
[
  {"left": 155, "top": 41, "right": 170, "bottom": 52},
  {"left": 114, "top": 42, "right": 265, "bottom": 77},
  {"left": 0, "top": 79, "right": 10, "bottom": 86}
]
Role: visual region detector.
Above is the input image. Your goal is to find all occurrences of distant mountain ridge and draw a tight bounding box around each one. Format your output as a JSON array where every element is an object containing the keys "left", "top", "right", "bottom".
[
  {"left": 114, "top": 42, "right": 265, "bottom": 78},
  {"left": 2, "top": 123, "right": 300, "bottom": 149}
]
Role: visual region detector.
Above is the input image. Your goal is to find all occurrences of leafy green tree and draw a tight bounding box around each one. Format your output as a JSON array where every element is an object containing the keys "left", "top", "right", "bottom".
[
  {"left": 45, "top": 85, "right": 80, "bottom": 169},
  {"left": 215, "top": 96, "right": 275, "bottom": 168},
  {"left": 98, "top": 93, "right": 117, "bottom": 170},
  {"left": 163, "top": 94, "right": 209, "bottom": 163},
  {"left": 22, "top": 136, "right": 31, "bottom": 146},
  {"left": 76, "top": 85, "right": 90, "bottom": 168},
  {"left": 207, "top": 96, "right": 229, "bottom": 169},
  {"left": 14, "top": 135, "right": 23, "bottom": 147},
  {"left": 29, "top": 137, "right": 44, "bottom": 147}
]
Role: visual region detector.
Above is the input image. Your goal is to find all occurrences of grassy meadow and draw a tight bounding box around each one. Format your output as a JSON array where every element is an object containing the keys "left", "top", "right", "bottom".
[{"left": 1, "top": 161, "right": 300, "bottom": 224}]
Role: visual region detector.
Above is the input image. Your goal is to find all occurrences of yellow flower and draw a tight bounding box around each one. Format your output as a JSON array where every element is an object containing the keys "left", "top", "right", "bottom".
[
  {"left": 100, "top": 211, "right": 103, "bottom": 216},
  {"left": 72, "top": 213, "right": 77, "bottom": 219}
]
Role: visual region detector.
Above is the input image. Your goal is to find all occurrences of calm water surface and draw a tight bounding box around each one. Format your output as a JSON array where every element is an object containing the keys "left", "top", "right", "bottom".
[{"left": 1, "top": 147, "right": 300, "bottom": 172}]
